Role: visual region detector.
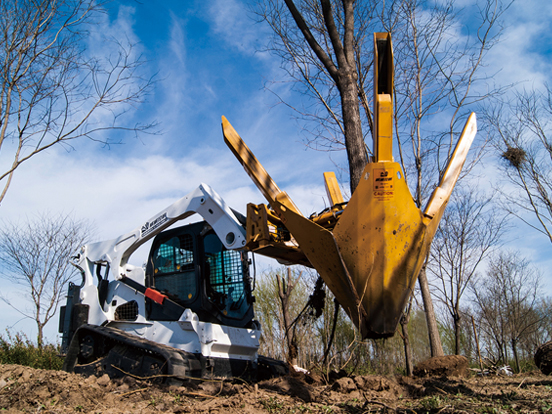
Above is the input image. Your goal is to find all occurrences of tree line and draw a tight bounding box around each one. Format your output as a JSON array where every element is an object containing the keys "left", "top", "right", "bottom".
[{"left": 255, "top": 251, "right": 551, "bottom": 374}]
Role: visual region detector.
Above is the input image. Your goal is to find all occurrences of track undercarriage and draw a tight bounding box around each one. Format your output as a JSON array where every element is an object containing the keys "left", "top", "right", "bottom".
[{"left": 63, "top": 325, "right": 286, "bottom": 382}]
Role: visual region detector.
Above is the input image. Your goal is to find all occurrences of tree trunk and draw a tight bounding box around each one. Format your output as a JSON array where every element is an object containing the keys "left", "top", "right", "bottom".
[
  {"left": 339, "top": 76, "right": 367, "bottom": 193},
  {"left": 277, "top": 268, "right": 299, "bottom": 366},
  {"left": 323, "top": 298, "right": 340, "bottom": 366},
  {"left": 36, "top": 303, "right": 44, "bottom": 349},
  {"left": 471, "top": 316, "right": 484, "bottom": 371},
  {"left": 282, "top": 0, "right": 366, "bottom": 193},
  {"left": 454, "top": 313, "right": 461, "bottom": 355},
  {"left": 418, "top": 265, "right": 444, "bottom": 357},
  {"left": 400, "top": 313, "right": 413, "bottom": 376},
  {"left": 511, "top": 338, "right": 520, "bottom": 373},
  {"left": 37, "top": 324, "right": 44, "bottom": 350}
]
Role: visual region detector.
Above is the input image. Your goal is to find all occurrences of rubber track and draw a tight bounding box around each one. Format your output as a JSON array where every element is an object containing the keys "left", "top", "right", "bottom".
[{"left": 63, "top": 324, "right": 200, "bottom": 380}]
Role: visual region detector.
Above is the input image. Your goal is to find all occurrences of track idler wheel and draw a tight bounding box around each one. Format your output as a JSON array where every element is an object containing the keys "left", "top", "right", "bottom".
[{"left": 79, "top": 334, "right": 96, "bottom": 362}]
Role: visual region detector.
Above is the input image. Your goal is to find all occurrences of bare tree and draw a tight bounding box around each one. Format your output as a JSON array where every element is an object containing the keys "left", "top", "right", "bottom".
[
  {"left": 471, "top": 251, "right": 549, "bottom": 372},
  {"left": 486, "top": 85, "right": 552, "bottom": 243},
  {"left": 252, "top": 271, "right": 285, "bottom": 359},
  {"left": 254, "top": 267, "right": 312, "bottom": 365},
  {"left": 0, "top": 0, "right": 155, "bottom": 204},
  {"left": 258, "top": 0, "right": 370, "bottom": 192},
  {"left": 277, "top": 267, "right": 302, "bottom": 365},
  {"left": 428, "top": 187, "right": 508, "bottom": 355},
  {"left": 0, "top": 213, "right": 93, "bottom": 347}
]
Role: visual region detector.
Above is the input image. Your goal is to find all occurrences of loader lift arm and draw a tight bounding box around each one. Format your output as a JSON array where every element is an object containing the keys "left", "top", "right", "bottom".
[{"left": 70, "top": 183, "right": 246, "bottom": 284}]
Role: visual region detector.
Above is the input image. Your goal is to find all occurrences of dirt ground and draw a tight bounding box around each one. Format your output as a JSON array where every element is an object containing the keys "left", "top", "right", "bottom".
[{"left": 0, "top": 363, "right": 551, "bottom": 413}]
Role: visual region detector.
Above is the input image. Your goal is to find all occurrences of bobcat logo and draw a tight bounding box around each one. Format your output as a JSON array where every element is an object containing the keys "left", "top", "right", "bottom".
[{"left": 141, "top": 213, "right": 168, "bottom": 237}]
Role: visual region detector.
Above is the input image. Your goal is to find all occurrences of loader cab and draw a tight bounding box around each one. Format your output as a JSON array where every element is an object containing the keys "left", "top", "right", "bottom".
[{"left": 145, "top": 221, "right": 255, "bottom": 328}]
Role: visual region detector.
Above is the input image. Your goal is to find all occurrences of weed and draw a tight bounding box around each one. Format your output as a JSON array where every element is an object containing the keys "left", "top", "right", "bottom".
[
  {"left": 420, "top": 395, "right": 442, "bottom": 410},
  {"left": 74, "top": 405, "right": 83, "bottom": 412},
  {"left": 0, "top": 331, "right": 62, "bottom": 370},
  {"left": 476, "top": 406, "right": 499, "bottom": 414},
  {"left": 260, "top": 397, "right": 284, "bottom": 413},
  {"left": 169, "top": 391, "right": 181, "bottom": 403}
]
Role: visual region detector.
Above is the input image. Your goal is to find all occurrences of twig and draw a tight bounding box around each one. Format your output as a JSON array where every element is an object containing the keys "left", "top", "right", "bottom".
[
  {"left": 110, "top": 365, "right": 176, "bottom": 380},
  {"left": 181, "top": 391, "right": 219, "bottom": 399},
  {"left": 216, "top": 380, "right": 224, "bottom": 397},
  {"left": 118, "top": 387, "right": 148, "bottom": 397},
  {"left": 110, "top": 365, "right": 228, "bottom": 399},
  {"left": 362, "top": 392, "right": 397, "bottom": 412},
  {"left": 232, "top": 376, "right": 253, "bottom": 392},
  {"left": 434, "top": 386, "right": 448, "bottom": 395},
  {"left": 517, "top": 378, "right": 526, "bottom": 389}
]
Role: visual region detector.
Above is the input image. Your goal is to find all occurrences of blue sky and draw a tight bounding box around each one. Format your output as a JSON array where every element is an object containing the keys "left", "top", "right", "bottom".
[{"left": 1, "top": 0, "right": 551, "bottom": 343}]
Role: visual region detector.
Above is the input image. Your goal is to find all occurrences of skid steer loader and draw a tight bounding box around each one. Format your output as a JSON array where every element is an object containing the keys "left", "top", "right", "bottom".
[{"left": 60, "top": 33, "right": 477, "bottom": 381}]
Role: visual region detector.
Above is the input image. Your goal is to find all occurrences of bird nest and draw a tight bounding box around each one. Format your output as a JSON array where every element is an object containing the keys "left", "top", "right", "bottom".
[{"left": 501, "top": 146, "right": 526, "bottom": 169}]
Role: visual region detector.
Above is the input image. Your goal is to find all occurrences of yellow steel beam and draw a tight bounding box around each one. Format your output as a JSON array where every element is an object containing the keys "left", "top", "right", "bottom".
[
  {"left": 323, "top": 172, "right": 344, "bottom": 206},
  {"left": 221, "top": 116, "right": 301, "bottom": 217},
  {"left": 270, "top": 199, "right": 368, "bottom": 332},
  {"left": 375, "top": 95, "right": 393, "bottom": 162},
  {"left": 373, "top": 32, "right": 394, "bottom": 163},
  {"left": 424, "top": 113, "right": 478, "bottom": 219}
]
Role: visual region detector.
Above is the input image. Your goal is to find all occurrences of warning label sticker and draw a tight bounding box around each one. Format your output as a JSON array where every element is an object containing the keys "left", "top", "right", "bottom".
[{"left": 374, "top": 168, "right": 394, "bottom": 200}]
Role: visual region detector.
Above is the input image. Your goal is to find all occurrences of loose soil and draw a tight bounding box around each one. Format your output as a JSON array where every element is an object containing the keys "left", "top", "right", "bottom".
[{"left": 0, "top": 363, "right": 551, "bottom": 413}]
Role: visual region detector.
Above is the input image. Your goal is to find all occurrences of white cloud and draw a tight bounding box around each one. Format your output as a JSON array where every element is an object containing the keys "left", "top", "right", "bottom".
[
  {"left": 2, "top": 149, "right": 247, "bottom": 232},
  {"left": 87, "top": 4, "right": 141, "bottom": 60},
  {"left": 484, "top": 0, "right": 552, "bottom": 91},
  {"left": 169, "top": 11, "right": 187, "bottom": 68},
  {"left": 207, "top": 0, "right": 271, "bottom": 57},
  {"left": 487, "top": 25, "right": 550, "bottom": 90}
]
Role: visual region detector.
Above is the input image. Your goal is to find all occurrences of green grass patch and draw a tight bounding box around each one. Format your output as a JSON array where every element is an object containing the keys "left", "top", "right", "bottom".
[{"left": 0, "top": 331, "right": 63, "bottom": 370}]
